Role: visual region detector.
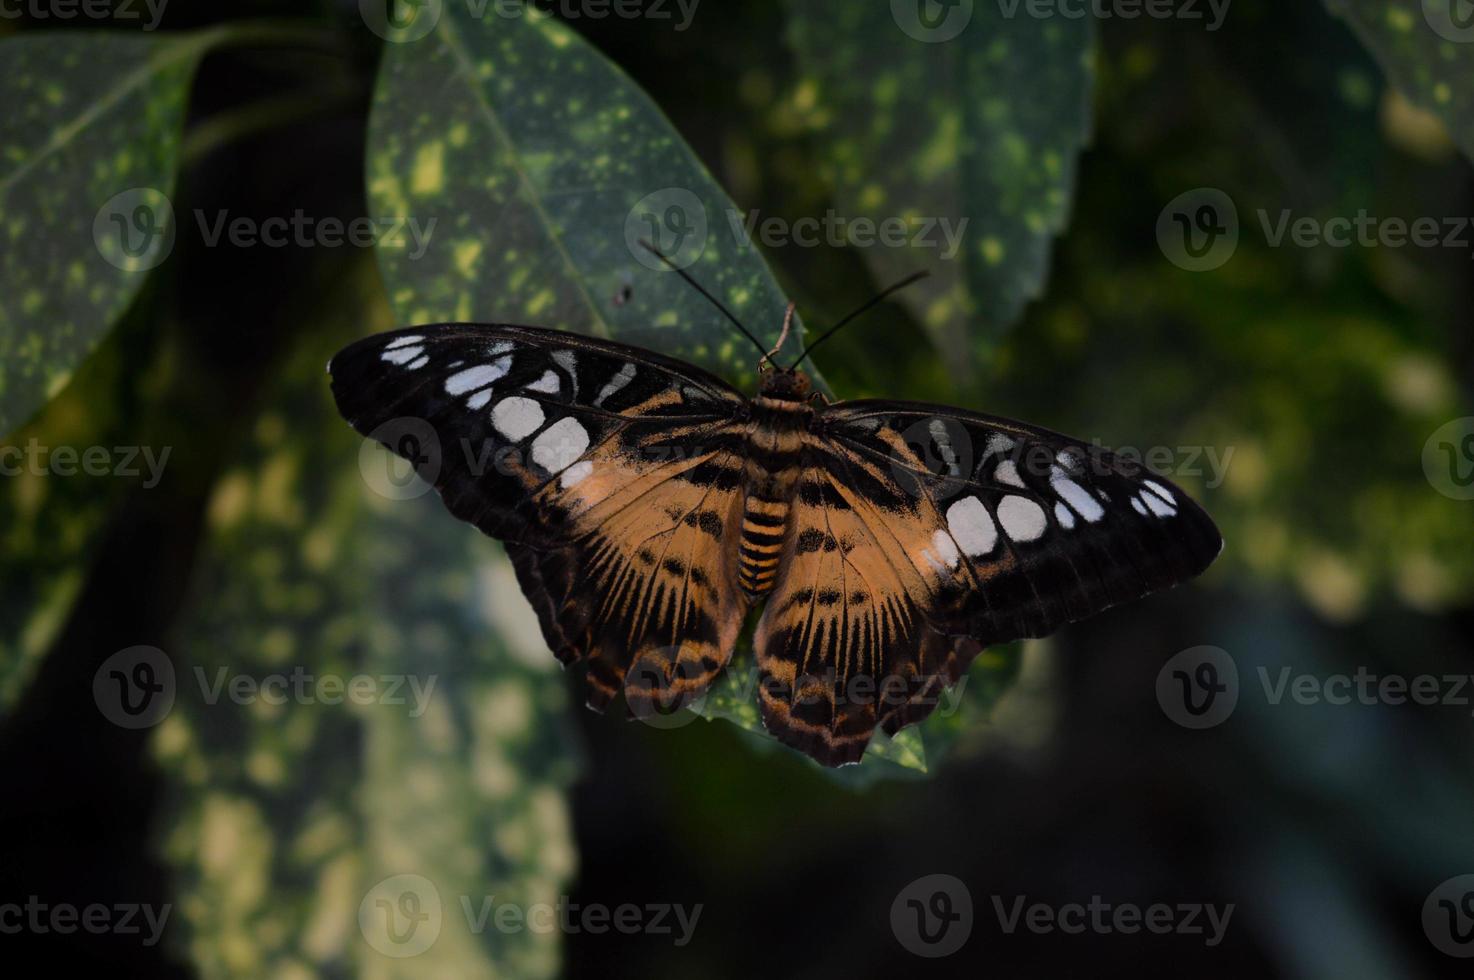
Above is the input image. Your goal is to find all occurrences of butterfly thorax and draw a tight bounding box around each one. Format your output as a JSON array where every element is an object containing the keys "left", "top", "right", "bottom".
[{"left": 738, "top": 373, "right": 815, "bottom": 598}]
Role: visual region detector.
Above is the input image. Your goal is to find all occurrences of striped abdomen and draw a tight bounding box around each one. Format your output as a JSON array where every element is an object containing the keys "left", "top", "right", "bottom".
[{"left": 738, "top": 396, "right": 812, "bottom": 598}]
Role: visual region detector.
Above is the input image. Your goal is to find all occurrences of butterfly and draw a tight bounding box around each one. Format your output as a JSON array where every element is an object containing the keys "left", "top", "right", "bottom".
[{"left": 329, "top": 264, "right": 1221, "bottom": 767}]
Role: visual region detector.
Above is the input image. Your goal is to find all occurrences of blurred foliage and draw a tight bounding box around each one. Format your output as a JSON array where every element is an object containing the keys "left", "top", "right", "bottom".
[
  {"left": 784, "top": 0, "right": 1094, "bottom": 368},
  {"left": 0, "top": 292, "right": 168, "bottom": 713},
  {"left": 153, "top": 253, "right": 580, "bottom": 977},
  {"left": 1328, "top": 0, "right": 1474, "bottom": 159},
  {"left": 0, "top": 31, "right": 211, "bottom": 434}
]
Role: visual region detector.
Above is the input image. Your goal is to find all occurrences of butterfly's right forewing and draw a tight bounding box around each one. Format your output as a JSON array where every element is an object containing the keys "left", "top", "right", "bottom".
[{"left": 329, "top": 324, "right": 753, "bottom": 716}]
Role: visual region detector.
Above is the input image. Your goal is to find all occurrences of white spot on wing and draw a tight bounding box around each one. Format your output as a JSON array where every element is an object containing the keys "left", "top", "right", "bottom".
[
  {"left": 926, "top": 528, "right": 961, "bottom": 572},
  {"left": 1050, "top": 466, "right": 1105, "bottom": 523},
  {"left": 1144, "top": 494, "right": 1175, "bottom": 518},
  {"left": 945, "top": 496, "right": 998, "bottom": 556},
  {"left": 1141, "top": 479, "right": 1178, "bottom": 516},
  {"left": 381, "top": 345, "right": 422, "bottom": 365},
  {"left": 1131, "top": 495, "right": 1149, "bottom": 516},
  {"left": 995, "top": 459, "right": 1026, "bottom": 488},
  {"left": 594, "top": 362, "right": 635, "bottom": 406},
  {"left": 1054, "top": 501, "right": 1076, "bottom": 529},
  {"left": 552, "top": 350, "right": 579, "bottom": 396},
  {"left": 1143, "top": 479, "right": 1174, "bottom": 501},
  {"left": 532, "top": 417, "right": 589, "bottom": 473},
  {"left": 997, "top": 495, "right": 1048, "bottom": 542},
  {"left": 929, "top": 419, "right": 959, "bottom": 475},
  {"left": 446, "top": 357, "right": 510, "bottom": 395},
  {"left": 492, "top": 396, "right": 544, "bottom": 441},
  {"left": 406, "top": 355, "right": 429, "bottom": 370},
  {"left": 525, "top": 370, "right": 560, "bottom": 395},
  {"left": 560, "top": 459, "right": 594, "bottom": 488},
  {"left": 468, "top": 389, "right": 492, "bottom": 410},
  {"left": 986, "top": 433, "right": 1016, "bottom": 458},
  {"left": 384, "top": 335, "right": 423, "bottom": 350}
]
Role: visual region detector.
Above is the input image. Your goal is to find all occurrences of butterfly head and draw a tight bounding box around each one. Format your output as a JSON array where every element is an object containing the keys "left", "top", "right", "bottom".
[{"left": 759, "top": 365, "right": 812, "bottom": 402}]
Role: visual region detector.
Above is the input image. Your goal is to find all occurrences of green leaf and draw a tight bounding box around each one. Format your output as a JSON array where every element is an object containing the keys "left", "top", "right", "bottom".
[
  {"left": 154, "top": 257, "right": 579, "bottom": 977},
  {"left": 0, "top": 316, "right": 160, "bottom": 718},
  {"left": 366, "top": 3, "right": 821, "bottom": 393},
  {"left": 784, "top": 1, "right": 1095, "bottom": 365},
  {"left": 0, "top": 31, "right": 213, "bottom": 436},
  {"left": 1325, "top": 0, "right": 1474, "bottom": 162}
]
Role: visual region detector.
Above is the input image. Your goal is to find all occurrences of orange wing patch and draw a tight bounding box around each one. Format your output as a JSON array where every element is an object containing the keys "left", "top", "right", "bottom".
[
  {"left": 752, "top": 436, "right": 988, "bottom": 766},
  {"left": 509, "top": 438, "right": 751, "bottom": 719}
]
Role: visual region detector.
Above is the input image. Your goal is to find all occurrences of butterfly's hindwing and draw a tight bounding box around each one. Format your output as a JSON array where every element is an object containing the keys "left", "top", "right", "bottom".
[
  {"left": 752, "top": 400, "right": 1222, "bottom": 765},
  {"left": 330, "top": 324, "right": 752, "bottom": 716}
]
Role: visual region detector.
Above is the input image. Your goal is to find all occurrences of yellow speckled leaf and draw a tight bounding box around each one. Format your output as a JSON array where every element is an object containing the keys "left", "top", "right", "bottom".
[
  {"left": 366, "top": 4, "right": 824, "bottom": 394},
  {"left": 0, "top": 31, "right": 214, "bottom": 435}
]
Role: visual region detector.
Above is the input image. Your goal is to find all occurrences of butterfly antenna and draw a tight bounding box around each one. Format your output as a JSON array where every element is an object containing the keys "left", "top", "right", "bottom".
[
  {"left": 638, "top": 240, "right": 771, "bottom": 361},
  {"left": 762, "top": 302, "right": 796, "bottom": 369},
  {"left": 787, "top": 270, "right": 930, "bottom": 371}
]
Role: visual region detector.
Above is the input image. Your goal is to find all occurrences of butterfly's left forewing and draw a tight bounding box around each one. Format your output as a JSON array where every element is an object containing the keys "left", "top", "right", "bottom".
[
  {"left": 330, "top": 324, "right": 753, "bottom": 715},
  {"left": 754, "top": 399, "right": 1223, "bottom": 765}
]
